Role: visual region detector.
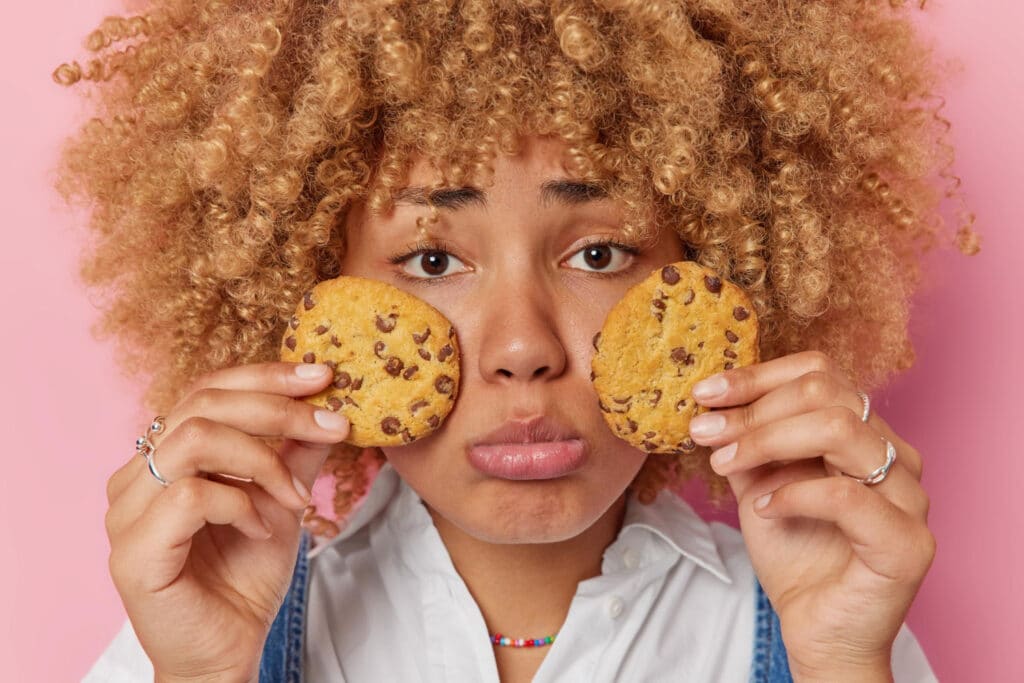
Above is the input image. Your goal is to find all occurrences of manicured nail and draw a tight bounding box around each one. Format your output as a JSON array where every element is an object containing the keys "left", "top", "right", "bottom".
[
  {"left": 296, "top": 363, "right": 330, "bottom": 379},
  {"left": 693, "top": 374, "right": 727, "bottom": 400},
  {"left": 754, "top": 492, "right": 773, "bottom": 510},
  {"left": 291, "top": 474, "right": 312, "bottom": 505},
  {"left": 710, "top": 442, "right": 738, "bottom": 469},
  {"left": 689, "top": 413, "right": 726, "bottom": 438},
  {"left": 314, "top": 409, "right": 348, "bottom": 432}
]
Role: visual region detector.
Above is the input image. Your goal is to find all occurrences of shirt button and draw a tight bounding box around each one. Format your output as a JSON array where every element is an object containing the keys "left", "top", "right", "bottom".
[
  {"left": 622, "top": 547, "right": 639, "bottom": 570},
  {"left": 606, "top": 596, "right": 625, "bottom": 619}
]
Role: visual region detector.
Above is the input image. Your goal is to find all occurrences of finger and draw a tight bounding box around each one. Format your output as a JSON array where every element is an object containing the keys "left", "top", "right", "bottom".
[
  {"left": 691, "top": 350, "right": 855, "bottom": 408},
  {"left": 111, "top": 477, "right": 274, "bottom": 595},
  {"left": 752, "top": 476, "right": 937, "bottom": 583},
  {"left": 107, "top": 419, "right": 314, "bottom": 537},
  {"left": 689, "top": 370, "right": 861, "bottom": 448},
  {"left": 107, "top": 362, "right": 338, "bottom": 504},
  {"left": 711, "top": 407, "right": 929, "bottom": 518},
  {"left": 108, "top": 389, "right": 349, "bottom": 504}
]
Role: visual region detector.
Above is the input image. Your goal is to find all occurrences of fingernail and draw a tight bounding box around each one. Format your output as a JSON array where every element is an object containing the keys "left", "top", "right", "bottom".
[
  {"left": 291, "top": 474, "right": 312, "bottom": 505},
  {"left": 693, "top": 374, "right": 727, "bottom": 400},
  {"left": 689, "top": 413, "right": 726, "bottom": 438},
  {"left": 314, "top": 409, "right": 348, "bottom": 432},
  {"left": 710, "top": 442, "right": 738, "bottom": 469},
  {"left": 754, "top": 492, "right": 773, "bottom": 510},
  {"left": 296, "top": 363, "right": 330, "bottom": 379}
]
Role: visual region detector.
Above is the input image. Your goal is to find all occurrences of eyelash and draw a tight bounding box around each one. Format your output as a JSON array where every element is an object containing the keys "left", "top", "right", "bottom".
[{"left": 386, "top": 237, "right": 641, "bottom": 282}]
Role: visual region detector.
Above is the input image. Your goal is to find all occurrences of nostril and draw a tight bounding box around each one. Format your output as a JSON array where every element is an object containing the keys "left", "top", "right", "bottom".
[
  {"left": 532, "top": 366, "right": 550, "bottom": 378},
  {"left": 497, "top": 368, "right": 513, "bottom": 378}
]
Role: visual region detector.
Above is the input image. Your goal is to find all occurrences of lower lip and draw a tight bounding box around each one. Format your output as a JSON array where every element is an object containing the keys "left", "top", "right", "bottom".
[{"left": 468, "top": 440, "right": 588, "bottom": 480}]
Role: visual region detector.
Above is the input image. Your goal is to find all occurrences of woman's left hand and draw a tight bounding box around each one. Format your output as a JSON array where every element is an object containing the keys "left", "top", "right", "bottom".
[{"left": 687, "top": 350, "right": 935, "bottom": 682}]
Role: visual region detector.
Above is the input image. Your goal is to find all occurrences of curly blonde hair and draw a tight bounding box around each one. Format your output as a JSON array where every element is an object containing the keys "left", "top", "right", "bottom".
[{"left": 54, "top": 0, "right": 977, "bottom": 537}]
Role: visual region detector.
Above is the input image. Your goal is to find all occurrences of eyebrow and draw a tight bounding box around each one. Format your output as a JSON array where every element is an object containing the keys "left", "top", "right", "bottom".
[{"left": 391, "top": 180, "right": 608, "bottom": 210}]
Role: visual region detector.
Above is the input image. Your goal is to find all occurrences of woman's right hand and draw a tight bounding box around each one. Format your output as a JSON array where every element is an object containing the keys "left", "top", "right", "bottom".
[{"left": 104, "top": 361, "right": 349, "bottom": 683}]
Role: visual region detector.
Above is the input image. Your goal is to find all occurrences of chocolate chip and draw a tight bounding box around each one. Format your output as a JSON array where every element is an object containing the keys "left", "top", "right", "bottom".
[
  {"left": 683, "top": 289, "right": 695, "bottom": 305},
  {"left": 685, "top": 354, "right": 695, "bottom": 365},
  {"left": 342, "top": 396, "right": 359, "bottom": 407},
  {"left": 654, "top": 312, "right": 664, "bottom": 322},
  {"left": 679, "top": 438, "right": 696, "bottom": 452},
  {"left": 642, "top": 440, "right": 659, "bottom": 451},
  {"left": 671, "top": 347, "right": 688, "bottom": 362},
  {"left": 324, "top": 360, "right": 338, "bottom": 370},
  {"left": 656, "top": 289, "right": 669, "bottom": 299},
  {"left": 315, "top": 324, "right": 330, "bottom": 335},
  {"left": 402, "top": 365, "right": 419, "bottom": 380},
  {"left": 661, "top": 265, "right": 680, "bottom": 285},
  {"left": 418, "top": 348, "right": 432, "bottom": 361},
  {"left": 438, "top": 345, "right": 454, "bottom": 362},
  {"left": 381, "top": 417, "right": 400, "bottom": 435},
  {"left": 644, "top": 431, "right": 656, "bottom": 438},
  {"left": 326, "top": 397, "right": 342, "bottom": 411},
  {"left": 589, "top": 370, "right": 596, "bottom": 381},
  {"left": 675, "top": 399, "right": 687, "bottom": 412},
  {"left": 334, "top": 372, "right": 351, "bottom": 389},
  {"left": 612, "top": 396, "right": 632, "bottom": 404},
  {"left": 697, "top": 341, "right": 704, "bottom": 348},
  {"left": 724, "top": 349, "right": 737, "bottom": 359},
  {"left": 598, "top": 401, "right": 611, "bottom": 413},
  {"left": 704, "top": 275, "right": 722, "bottom": 294},
  {"left": 413, "top": 328, "right": 431, "bottom": 344},
  {"left": 401, "top": 429, "right": 415, "bottom": 443},
  {"left": 627, "top": 419, "right": 638, "bottom": 433},
  {"left": 592, "top": 332, "right": 601, "bottom": 350},
  {"left": 330, "top": 335, "right": 342, "bottom": 348},
  {"left": 289, "top": 315, "right": 300, "bottom": 330},
  {"left": 650, "top": 389, "right": 662, "bottom": 407},
  {"left": 409, "top": 399, "right": 428, "bottom": 414},
  {"left": 374, "top": 341, "right": 386, "bottom": 359},
  {"left": 303, "top": 292, "right": 315, "bottom": 310},
  {"left": 652, "top": 299, "right": 666, "bottom": 310},
  {"left": 285, "top": 336, "right": 297, "bottom": 351},
  {"left": 448, "top": 326, "right": 456, "bottom": 339},
  {"left": 352, "top": 377, "right": 363, "bottom": 390},
  {"left": 385, "top": 356, "right": 404, "bottom": 377},
  {"left": 303, "top": 352, "right": 316, "bottom": 363},
  {"left": 434, "top": 375, "right": 454, "bottom": 395},
  {"left": 375, "top": 314, "right": 398, "bottom": 333},
  {"left": 725, "top": 330, "right": 739, "bottom": 343},
  {"left": 733, "top": 306, "right": 750, "bottom": 321},
  {"left": 427, "top": 415, "right": 440, "bottom": 429},
  {"left": 724, "top": 362, "right": 735, "bottom": 370}
]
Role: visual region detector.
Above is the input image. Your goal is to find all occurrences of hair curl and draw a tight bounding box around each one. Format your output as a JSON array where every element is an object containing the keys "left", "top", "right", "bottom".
[{"left": 54, "top": 0, "right": 978, "bottom": 538}]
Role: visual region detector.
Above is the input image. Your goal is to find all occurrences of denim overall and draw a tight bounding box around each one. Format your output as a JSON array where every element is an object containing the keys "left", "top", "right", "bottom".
[{"left": 258, "top": 530, "right": 793, "bottom": 682}]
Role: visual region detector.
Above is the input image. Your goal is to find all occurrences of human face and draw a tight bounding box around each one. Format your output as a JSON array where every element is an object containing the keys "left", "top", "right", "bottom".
[{"left": 340, "top": 136, "right": 686, "bottom": 544}]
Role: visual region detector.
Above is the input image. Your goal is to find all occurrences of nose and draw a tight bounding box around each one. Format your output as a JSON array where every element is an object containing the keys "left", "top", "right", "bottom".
[{"left": 476, "top": 281, "right": 567, "bottom": 384}]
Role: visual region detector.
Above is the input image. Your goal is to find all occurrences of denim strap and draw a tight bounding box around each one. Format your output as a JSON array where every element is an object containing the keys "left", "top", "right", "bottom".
[
  {"left": 258, "top": 530, "right": 312, "bottom": 683},
  {"left": 749, "top": 580, "right": 793, "bottom": 682}
]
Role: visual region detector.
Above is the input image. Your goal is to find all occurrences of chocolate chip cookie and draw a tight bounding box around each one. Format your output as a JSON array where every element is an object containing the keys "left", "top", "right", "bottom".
[
  {"left": 280, "top": 276, "right": 460, "bottom": 447},
  {"left": 591, "top": 261, "right": 759, "bottom": 454}
]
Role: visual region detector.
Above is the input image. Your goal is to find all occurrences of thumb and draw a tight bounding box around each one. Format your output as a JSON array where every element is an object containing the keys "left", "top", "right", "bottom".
[{"left": 280, "top": 432, "right": 346, "bottom": 494}]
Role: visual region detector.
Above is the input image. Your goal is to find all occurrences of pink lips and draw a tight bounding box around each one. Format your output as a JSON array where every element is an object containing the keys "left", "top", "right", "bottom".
[{"left": 467, "top": 416, "right": 588, "bottom": 480}]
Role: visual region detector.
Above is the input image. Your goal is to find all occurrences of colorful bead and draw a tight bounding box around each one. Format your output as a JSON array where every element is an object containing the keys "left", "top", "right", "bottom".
[{"left": 489, "top": 631, "right": 558, "bottom": 647}]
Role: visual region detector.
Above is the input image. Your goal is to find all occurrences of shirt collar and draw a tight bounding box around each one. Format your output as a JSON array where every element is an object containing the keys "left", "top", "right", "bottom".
[{"left": 310, "top": 461, "right": 732, "bottom": 585}]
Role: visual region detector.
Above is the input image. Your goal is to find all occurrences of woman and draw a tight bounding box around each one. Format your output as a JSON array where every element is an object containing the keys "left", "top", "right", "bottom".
[{"left": 57, "top": 1, "right": 976, "bottom": 680}]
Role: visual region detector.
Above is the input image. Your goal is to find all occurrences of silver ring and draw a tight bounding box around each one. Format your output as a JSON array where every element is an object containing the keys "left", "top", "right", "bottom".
[
  {"left": 856, "top": 391, "right": 871, "bottom": 423},
  {"left": 145, "top": 449, "right": 170, "bottom": 487},
  {"left": 845, "top": 437, "right": 896, "bottom": 486}
]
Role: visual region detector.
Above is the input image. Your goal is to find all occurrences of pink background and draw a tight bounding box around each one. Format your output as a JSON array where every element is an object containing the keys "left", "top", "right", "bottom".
[{"left": 2, "top": 2, "right": 1020, "bottom": 680}]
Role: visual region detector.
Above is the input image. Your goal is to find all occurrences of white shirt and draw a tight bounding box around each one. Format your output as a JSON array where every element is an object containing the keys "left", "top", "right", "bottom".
[{"left": 84, "top": 462, "right": 936, "bottom": 682}]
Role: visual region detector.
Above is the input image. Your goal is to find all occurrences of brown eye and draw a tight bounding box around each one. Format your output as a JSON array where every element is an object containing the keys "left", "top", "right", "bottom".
[
  {"left": 582, "top": 245, "right": 612, "bottom": 270},
  {"left": 566, "top": 242, "right": 635, "bottom": 273},
  {"left": 419, "top": 251, "right": 449, "bottom": 276}
]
